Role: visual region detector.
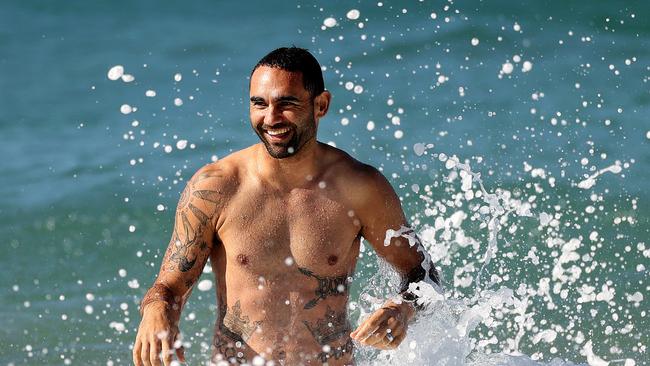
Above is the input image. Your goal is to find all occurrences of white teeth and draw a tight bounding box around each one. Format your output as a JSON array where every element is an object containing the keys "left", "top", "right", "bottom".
[{"left": 266, "top": 127, "right": 290, "bottom": 136}]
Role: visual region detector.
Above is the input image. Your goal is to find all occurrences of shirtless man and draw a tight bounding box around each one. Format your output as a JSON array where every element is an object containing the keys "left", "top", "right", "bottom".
[{"left": 133, "top": 47, "right": 439, "bottom": 366}]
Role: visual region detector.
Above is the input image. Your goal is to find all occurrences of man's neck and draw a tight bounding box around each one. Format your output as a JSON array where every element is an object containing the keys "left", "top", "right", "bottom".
[{"left": 254, "top": 139, "right": 323, "bottom": 190}]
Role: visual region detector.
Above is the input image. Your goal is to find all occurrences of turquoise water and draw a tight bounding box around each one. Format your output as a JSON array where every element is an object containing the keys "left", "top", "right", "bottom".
[{"left": 1, "top": 0, "right": 648, "bottom": 365}]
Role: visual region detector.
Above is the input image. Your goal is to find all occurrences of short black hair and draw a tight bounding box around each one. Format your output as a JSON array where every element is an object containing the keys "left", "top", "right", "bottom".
[{"left": 251, "top": 47, "right": 325, "bottom": 97}]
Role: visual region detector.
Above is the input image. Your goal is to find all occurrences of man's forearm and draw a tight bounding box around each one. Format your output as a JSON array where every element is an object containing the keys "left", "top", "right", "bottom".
[{"left": 139, "top": 283, "right": 183, "bottom": 316}]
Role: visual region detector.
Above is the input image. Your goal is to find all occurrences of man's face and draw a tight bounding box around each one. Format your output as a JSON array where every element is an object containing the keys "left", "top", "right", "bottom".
[{"left": 249, "top": 66, "right": 317, "bottom": 159}]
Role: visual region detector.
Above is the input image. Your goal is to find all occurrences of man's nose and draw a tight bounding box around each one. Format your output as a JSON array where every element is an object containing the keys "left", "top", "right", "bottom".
[{"left": 264, "top": 104, "right": 283, "bottom": 125}]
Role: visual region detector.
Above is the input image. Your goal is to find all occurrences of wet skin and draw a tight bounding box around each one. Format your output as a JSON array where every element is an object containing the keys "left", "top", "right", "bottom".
[{"left": 133, "top": 67, "right": 433, "bottom": 366}]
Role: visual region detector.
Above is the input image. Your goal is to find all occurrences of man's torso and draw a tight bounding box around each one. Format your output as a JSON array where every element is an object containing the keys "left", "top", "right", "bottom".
[{"left": 206, "top": 144, "right": 368, "bottom": 365}]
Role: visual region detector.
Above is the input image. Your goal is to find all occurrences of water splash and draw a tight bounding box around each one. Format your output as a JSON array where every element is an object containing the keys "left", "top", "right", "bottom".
[{"left": 354, "top": 151, "right": 637, "bottom": 366}]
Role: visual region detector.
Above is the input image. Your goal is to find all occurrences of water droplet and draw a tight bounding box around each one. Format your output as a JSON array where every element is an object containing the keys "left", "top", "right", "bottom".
[
  {"left": 346, "top": 9, "right": 360, "bottom": 20},
  {"left": 501, "top": 62, "right": 514, "bottom": 74},
  {"left": 323, "top": 17, "right": 337, "bottom": 28},
  {"left": 198, "top": 279, "right": 213, "bottom": 291},
  {"left": 120, "top": 104, "right": 133, "bottom": 114},
  {"left": 107, "top": 65, "right": 124, "bottom": 81}
]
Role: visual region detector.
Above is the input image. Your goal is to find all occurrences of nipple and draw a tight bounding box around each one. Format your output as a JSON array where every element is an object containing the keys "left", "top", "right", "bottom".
[
  {"left": 327, "top": 255, "right": 338, "bottom": 266},
  {"left": 237, "top": 254, "right": 249, "bottom": 265}
]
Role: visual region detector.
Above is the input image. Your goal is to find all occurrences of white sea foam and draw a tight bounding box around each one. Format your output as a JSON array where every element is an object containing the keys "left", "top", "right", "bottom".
[
  {"left": 353, "top": 152, "right": 633, "bottom": 366},
  {"left": 577, "top": 163, "right": 623, "bottom": 189}
]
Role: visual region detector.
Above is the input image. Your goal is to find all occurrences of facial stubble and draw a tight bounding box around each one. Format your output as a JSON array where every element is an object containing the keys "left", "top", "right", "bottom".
[{"left": 254, "top": 105, "right": 317, "bottom": 159}]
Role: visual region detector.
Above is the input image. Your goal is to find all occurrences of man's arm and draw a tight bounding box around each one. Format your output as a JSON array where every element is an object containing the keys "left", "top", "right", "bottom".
[
  {"left": 349, "top": 165, "right": 440, "bottom": 350},
  {"left": 133, "top": 165, "right": 229, "bottom": 366}
]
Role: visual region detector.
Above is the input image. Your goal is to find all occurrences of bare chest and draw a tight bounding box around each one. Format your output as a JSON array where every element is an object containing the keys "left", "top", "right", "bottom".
[{"left": 217, "top": 188, "right": 361, "bottom": 273}]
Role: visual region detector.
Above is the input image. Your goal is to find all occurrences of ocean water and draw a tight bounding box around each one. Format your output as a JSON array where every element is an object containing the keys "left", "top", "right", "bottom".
[{"left": 1, "top": 0, "right": 648, "bottom": 365}]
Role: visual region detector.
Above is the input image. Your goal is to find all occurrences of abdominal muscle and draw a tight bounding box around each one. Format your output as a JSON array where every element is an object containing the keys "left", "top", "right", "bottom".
[{"left": 210, "top": 263, "right": 356, "bottom": 366}]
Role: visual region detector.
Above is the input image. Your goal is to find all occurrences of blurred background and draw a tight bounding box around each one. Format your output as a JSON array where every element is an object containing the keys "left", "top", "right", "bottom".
[{"left": 1, "top": 0, "right": 648, "bottom": 365}]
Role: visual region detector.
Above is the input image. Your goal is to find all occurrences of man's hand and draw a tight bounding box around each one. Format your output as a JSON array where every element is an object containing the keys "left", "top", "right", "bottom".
[
  {"left": 350, "top": 300, "right": 415, "bottom": 350},
  {"left": 133, "top": 302, "right": 185, "bottom": 366}
]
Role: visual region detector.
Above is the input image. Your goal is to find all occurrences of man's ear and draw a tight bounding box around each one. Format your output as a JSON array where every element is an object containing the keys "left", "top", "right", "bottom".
[{"left": 314, "top": 90, "right": 331, "bottom": 118}]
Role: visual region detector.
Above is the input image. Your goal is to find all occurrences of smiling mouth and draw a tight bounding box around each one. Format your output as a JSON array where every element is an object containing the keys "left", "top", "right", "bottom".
[{"left": 264, "top": 126, "right": 293, "bottom": 141}]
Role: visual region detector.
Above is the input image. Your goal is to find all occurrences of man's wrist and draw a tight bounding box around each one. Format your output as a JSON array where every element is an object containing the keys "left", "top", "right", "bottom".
[
  {"left": 403, "top": 300, "right": 417, "bottom": 321},
  {"left": 140, "top": 299, "right": 169, "bottom": 315},
  {"left": 139, "top": 283, "right": 181, "bottom": 316},
  {"left": 384, "top": 298, "right": 417, "bottom": 322},
  {"left": 396, "top": 299, "right": 417, "bottom": 321}
]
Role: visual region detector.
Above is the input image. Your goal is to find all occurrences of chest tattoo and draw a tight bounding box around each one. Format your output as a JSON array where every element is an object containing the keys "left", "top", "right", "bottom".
[{"left": 298, "top": 267, "right": 349, "bottom": 309}]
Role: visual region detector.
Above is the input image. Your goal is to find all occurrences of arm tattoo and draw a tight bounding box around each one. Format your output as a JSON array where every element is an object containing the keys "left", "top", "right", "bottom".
[
  {"left": 298, "top": 267, "right": 349, "bottom": 309},
  {"left": 139, "top": 283, "right": 181, "bottom": 316},
  {"left": 164, "top": 182, "right": 223, "bottom": 273},
  {"left": 303, "top": 306, "right": 354, "bottom": 362}
]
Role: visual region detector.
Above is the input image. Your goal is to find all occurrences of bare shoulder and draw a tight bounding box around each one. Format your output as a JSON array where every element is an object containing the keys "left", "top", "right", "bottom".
[
  {"left": 320, "top": 144, "right": 395, "bottom": 203},
  {"left": 182, "top": 150, "right": 250, "bottom": 205},
  {"left": 320, "top": 145, "right": 405, "bottom": 235},
  {"left": 189, "top": 159, "right": 237, "bottom": 190}
]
